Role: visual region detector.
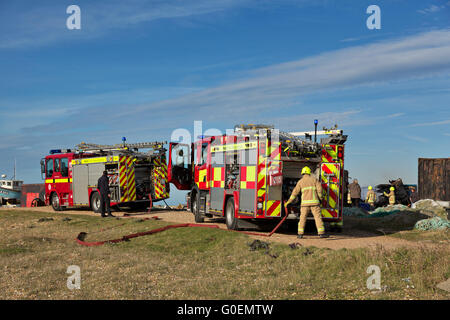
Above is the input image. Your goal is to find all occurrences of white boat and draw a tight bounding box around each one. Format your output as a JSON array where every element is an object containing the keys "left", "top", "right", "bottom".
[{"left": 0, "top": 160, "right": 23, "bottom": 205}]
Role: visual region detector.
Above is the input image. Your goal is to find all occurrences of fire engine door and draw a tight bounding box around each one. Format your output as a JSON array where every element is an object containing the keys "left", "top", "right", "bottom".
[
  {"left": 320, "top": 163, "right": 341, "bottom": 216},
  {"left": 168, "top": 142, "right": 192, "bottom": 190},
  {"left": 195, "top": 142, "right": 210, "bottom": 190}
]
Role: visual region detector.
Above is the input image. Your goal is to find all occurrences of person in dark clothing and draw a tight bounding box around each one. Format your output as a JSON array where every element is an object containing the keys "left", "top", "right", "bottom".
[
  {"left": 348, "top": 179, "right": 361, "bottom": 207},
  {"left": 97, "top": 170, "right": 114, "bottom": 217},
  {"left": 409, "top": 188, "right": 419, "bottom": 206}
]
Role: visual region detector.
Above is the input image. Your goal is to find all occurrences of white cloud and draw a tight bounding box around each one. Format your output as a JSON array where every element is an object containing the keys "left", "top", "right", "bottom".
[
  {"left": 123, "top": 29, "right": 450, "bottom": 117},
  {"left": 417, "top": 2, "right": 450, "bottom": 14},
  {"left": 11, "top": 29, "right": 450, "bottom": 138},
  {"left": 0, "top": 0, "right": 254, "bottom": 49},
  {"left": 402, "top": 134, "right": 428, "bottom": 143},
  {"left": 409, "top": 119, "right": 450, "bottom": 127}
]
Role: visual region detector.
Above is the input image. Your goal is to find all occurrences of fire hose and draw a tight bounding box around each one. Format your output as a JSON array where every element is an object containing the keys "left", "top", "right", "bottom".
[
  {"left": 76, "top": 203, "right": 289, "bottom": 247},
  {"left": 147, "top": 194, "right": 153, "bottom": 214}
]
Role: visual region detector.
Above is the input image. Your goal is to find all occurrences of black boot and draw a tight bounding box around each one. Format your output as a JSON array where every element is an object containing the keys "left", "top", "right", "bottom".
[
  {"left": 319, "top": 234, "right": 329, "bottom": 238},
  {"left": 107, "top": 213, "right": 115, "bottom": 217},
  {"left": 297, "top": 234, "right": 303, "bottom": 239}
]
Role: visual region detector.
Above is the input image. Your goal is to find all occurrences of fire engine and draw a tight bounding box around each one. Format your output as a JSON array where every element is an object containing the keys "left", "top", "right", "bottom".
[
  {"left": 41, "top": 140, "right": 169, "bottom": 212},
  {"left": 168, "top": 123, "right": 347, "bottom": 231}
]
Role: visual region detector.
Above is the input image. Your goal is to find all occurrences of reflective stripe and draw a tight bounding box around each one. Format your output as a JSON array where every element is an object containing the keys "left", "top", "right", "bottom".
[
  {"left": 302, "top": 199, "right": 320, "bottom": 204},
  {"left": 45, "top": 178, "right": 72, "bottom": 183},
  {"left": 318, "top": 227, "right": 325, "bottom": 232},
  {"left": 211, "top": 141, "right": 257, "bottom": 152},
  {"left": 301, "top": 186, "right": 319, "bottom": 204}
]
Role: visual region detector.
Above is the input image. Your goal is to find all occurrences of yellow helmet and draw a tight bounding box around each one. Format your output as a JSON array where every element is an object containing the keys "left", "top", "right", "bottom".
[
  {"left": 301, "top": 166, "right": 311, "bottom": 175},
  {"left": 390, "top": 186, "right": 395, "bottom": 191},
  {"left": 368, "top": 186, "right": 373, "bottom": 190}
]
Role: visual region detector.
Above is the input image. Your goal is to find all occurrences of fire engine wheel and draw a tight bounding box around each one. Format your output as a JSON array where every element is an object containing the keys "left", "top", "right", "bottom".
[
  {"left": 31, "top": 198, "right": 39, "bottom": 207},
  {"left": 90, "top": 192, "right": 102, "bottom": 214},
  {"left": 225, "top": 197, "right": 239, "bottom": 230},
  {"left": 192, "top": 192, "right": 204, "bottom": 223},
  {"left": 51, "top": 193, "right": 62, "bottom": 211}
]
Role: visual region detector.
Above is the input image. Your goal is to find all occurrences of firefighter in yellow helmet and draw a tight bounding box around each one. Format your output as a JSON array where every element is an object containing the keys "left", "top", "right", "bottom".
[
  {"left": 383, "top": 186, "right": 396, "bottom": 206},
  {"left": 365, "top": 185, "right": 377, "bottom": 209},
  {"left": 284, "top": 166, "right": 328, "bottom": 239}
]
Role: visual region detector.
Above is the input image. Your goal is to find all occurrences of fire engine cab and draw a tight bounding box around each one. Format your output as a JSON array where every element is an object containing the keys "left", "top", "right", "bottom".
[
  {"left": 168, "top": 123, "right": 347, "bottom": 231},
  {"left": 41, "top": 140, "right": 169, "bottom": 212}
]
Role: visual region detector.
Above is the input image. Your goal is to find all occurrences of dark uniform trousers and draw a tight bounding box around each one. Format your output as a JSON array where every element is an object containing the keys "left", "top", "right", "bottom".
[{"left": 100, "top": 193, "right": 111, "bottom": 216}]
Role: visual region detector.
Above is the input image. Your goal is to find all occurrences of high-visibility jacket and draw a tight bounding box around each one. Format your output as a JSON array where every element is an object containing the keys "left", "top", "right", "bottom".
[
  {"left": 366, "top": 190, "right": 377, "bottom": 204},
  {"left": 286, "top": 175, "right": 323, "bottom": 207},
  {"left": 384, "top": 190, "right": 395, "bottom": 205}
]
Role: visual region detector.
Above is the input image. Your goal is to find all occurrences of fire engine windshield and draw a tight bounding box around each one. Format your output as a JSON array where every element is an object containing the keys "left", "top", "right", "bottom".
[{"left": 46, "top": 159, "right": 53, "bottom": 178}]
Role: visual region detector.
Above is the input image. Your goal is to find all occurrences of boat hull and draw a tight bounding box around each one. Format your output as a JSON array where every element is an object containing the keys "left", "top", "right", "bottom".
[{"left": 0, "top": 187, "right": 21, "bottom": 201}]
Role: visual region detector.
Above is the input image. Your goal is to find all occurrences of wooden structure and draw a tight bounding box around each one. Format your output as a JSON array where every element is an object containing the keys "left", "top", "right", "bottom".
[{"left": 418, "top": 158, "right": 450, "bottom": 201}]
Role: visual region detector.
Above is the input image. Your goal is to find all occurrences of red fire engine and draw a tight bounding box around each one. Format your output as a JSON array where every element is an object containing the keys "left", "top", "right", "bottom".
[
  {"left": 41, "top": 141, "right": 169, "bottom": 212},
  {"left": 168, "top": 124, "right": 347, "bottom": 231}
]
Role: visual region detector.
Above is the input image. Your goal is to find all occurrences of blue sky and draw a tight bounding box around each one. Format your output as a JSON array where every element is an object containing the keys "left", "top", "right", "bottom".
[{"left": 0, "top": 0, "right": 449, "bottom": 204}]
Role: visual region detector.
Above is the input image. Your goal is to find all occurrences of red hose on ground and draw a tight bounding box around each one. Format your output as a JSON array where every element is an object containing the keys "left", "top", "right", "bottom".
[
  {"left": 76, "top": 223, "right": 220, "bottom": 247},
  {"left": 237, "top": 212, "right": 288, "bottom": 237},
  {"left": 76, "top": 202, "right": 289, "bottom": 246}
]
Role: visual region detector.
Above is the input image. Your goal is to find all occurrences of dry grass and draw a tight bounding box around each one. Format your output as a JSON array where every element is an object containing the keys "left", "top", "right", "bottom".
[{"left": 0, "top": 210, "right": 449, "bottom": 300}]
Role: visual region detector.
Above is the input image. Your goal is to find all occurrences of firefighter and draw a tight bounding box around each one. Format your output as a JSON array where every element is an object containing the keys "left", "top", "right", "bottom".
[
  {"left": 98, "top": 170, "right": 114, "bottom": 218},
  {"left": 348, "top": 179, "right": 361, "bottom": 207},
  {"left": 365, "top": 186, "right": 377, "bottom": 209},
  {"left": 284, "top": 166, "right": 329, "bottom": 239},
  {"left": 384, "top": 186, "right": 396, "bottom": 206}
]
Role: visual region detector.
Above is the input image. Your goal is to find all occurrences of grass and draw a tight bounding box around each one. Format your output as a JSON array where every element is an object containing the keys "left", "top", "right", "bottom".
[{"left": 0, "top": 209, "right": 449, "bottom": 299}]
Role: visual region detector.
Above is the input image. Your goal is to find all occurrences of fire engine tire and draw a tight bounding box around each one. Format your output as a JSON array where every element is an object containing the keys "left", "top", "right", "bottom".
[
  {"left": 31, "top": 198, "right": 40, "bottom": 207},
  {"left": 192, "top": 192, "right": 204, "bottom": 223},
  {"left": 90, "top": 192, "right": 102, "bottom": 214},
  {"left": 51, "top": 193, "right": 62, "bottom": 211},
  {"left": 225, "top": 197, "right": 239, "bottom": 230}
]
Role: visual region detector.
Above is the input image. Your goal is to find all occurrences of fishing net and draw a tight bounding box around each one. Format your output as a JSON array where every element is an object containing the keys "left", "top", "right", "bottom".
[
  {"left": 343, "top": 207, "right": 369, "bottom": 217},
  {"left": 369, "top": 204, "right": 409, "bottom": 218},
  {"left": 414, "top": 217, "right": 450, "bottom": 231}
]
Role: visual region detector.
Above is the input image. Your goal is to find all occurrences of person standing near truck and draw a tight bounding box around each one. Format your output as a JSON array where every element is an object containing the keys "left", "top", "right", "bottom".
[
  {"left": 97, "top": 171, "right": 115, "bottom": 218},
  {"left": 384, "top": 186, "right": 396, "bottom": 206},
  {"left": 365, "top": 186, "right": 377, "bottom": 209},
  {"left": 284, "top": 166, "right": 329, "bottom": 239},
  {"left": 349, "top": 179, "right": 361, "bottom": 207}
]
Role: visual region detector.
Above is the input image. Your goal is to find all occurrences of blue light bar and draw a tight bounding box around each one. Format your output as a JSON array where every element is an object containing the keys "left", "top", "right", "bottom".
[
  {"left": 49, "top": 149, "right": 61, "bottom": 154},
  {"left": 314, "top": 119, "right": 318, "bottom": 125}
]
